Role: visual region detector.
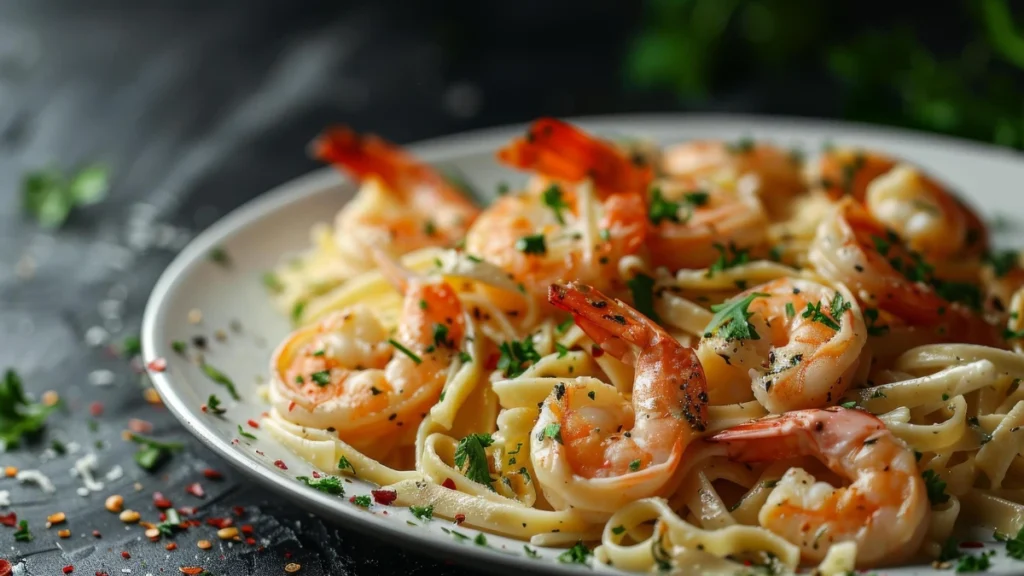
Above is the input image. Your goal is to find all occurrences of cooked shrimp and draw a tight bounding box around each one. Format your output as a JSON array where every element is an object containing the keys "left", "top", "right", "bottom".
[
  {"left": 497, "top": 117, "right": 652, "bottom": 198},
  {"left": 809, "top": 198, "right": 1000, "bottom": 345},
  {"left": 645, "top": 176, "right": 770, "bottom": 271},
  {"left": 313, "top": 127, "right": 480, "bottom": 269},
  {"left": 530, "top": 282, "right": 708, "bottom": 514},
  {"left": 465, "top": 119, "right": 649, "bottom": 301},
  {"left": 813, "top": 148, "right": 987, "bottom": 259},
  {"left": 710, "top": 407, "right": 930, "bottom": 568},
  {"left": 661, "top": 139, "right": 806, "bottom": 220},
  {"left": 699, "top": 278, "right": 866, "bottom": 413},
  {"left": 269, "top": 261, "right": 465, "bottom": 444}
]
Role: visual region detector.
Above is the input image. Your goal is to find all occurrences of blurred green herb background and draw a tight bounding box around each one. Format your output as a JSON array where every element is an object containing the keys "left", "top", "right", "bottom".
[{"left": 626, "top": 0, "right": 1024, "bottom": 148}]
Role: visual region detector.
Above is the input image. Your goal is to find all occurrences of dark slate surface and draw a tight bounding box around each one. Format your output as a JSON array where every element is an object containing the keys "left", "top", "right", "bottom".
[{"left": 0, "top": 1, "right": 775, "bottom": 574}]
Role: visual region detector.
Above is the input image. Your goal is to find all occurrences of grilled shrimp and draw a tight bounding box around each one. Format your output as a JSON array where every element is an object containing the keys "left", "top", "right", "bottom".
[
  {"left": 699, "top": 278, "right": 866, "bottom": 413},
  {"left": 465, "top": 119, "right": 649, "bottom": 301},
  {"left": 270, "top": 259, "right": 465, "bottom": 445},
  {"left": 809, "top": 198, "right": 999, "bottom": 346},
  {"left": 313, "top": 127, "right": 480, "bottom": 270},
  {"left": 661, "top": 139, "right": 806, "bottom": 220},
  {"left": 530, "top": 282, "right": 708, "bottom": 514},
  {"left": 813, "top": 148, "right": 987, "bottom": 259},
  {"left": 710, "top": 407, "right": 930, "bottom": 568}
]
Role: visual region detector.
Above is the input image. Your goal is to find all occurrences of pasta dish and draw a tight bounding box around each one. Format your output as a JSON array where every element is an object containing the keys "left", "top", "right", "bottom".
[{"left": 259, "top": 118, "right": 1024, "bottom": 574}]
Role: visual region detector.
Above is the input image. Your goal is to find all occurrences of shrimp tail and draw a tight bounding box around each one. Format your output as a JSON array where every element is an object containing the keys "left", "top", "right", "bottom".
[
  {"left": 548, "top": 282, "right": 656, "bottom": 362},
  {"left": 497, "top": 118, "right": 652, "bottom": 196},
  {"left": 312, "top": 127, "right": 408, "bottom": 189},
  {"left": 709, "top": 416, "right": 812, "bottom": 461}
]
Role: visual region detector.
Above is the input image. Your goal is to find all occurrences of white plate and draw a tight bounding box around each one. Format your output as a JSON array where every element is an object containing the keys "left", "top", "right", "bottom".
[{"left": 142, "top": 114, "right": 1024, "bottom": 575}]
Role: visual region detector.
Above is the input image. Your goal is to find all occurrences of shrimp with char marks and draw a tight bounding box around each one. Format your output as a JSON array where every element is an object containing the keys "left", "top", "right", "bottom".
[
  {"left": 710, "top": 407, "right": 930, "bottom": 568},
  {"left": 529, "top": 282, "right": 708, "bottom": 516}
]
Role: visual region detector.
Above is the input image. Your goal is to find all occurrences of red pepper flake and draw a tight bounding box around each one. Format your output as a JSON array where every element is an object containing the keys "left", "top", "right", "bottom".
[
  {"left": 159, "top": 512, "right": 167, "bottom": 522},
  {"left": 89, "top": 401, "right": 104, "bottom": 417},
  {"left": 287, "top": 401, "right": 296, "bottom": 412},
  {"left": 241, "top": 524, "right": 254, "bottom": 535},
  {"left": 454, "top": 513, "right": 466, "bottom": 525},
  {"left": 0, "top": 559, "right": 10, "bottom": 576},
  {"left": 62, "top": 566, "right": 74, "bottom": 574},
  {"left": 284, "top": 551, "right": 292, "bottom": 559},
  {"left": 121, "top": 551, "right": 131, "bottom": 559},
  {"left": 166, "top": 542, "right": 178, "bottom": 551},
  {"left": 153, "top": 492, "right": 173, "bottom": 509},
  {"left": 255, "top": 450, "right": 265, "bottom": 456},
  {"left": 232, "top": 506, "right": 246, "bottom": 517},
  {"left": 202, "top": 468, "right": 223, "bottom": 481},
  {"left": 743, "top": 560, "right": 752, "bottom": 566},
  {"left": 311, "top": 470, "right": 321, "bottom": 479},
  {"left": 247, "top": 419, "right": 259, "bottom": 429},
  {"left": 178, "top": 568, "right": 205, "bottom": 576},
  {"left": 128, "top": 418, "right": 153, "bottom": 434},
  {"left": 177, "top": 506, "right": 198, "bottom": 516},
  {"left": 245, "top": 537, "right": 256, "bottom": 546},
  {"left": 371, "top": 489, "right": 397, "bottom": 505},
  {"left": 0, "top": 511, "right": 16, "bottom": 527},
  {"left": 273, "top": 460, "right": 288, "bottom": 470},
  {"left": 147, "top": 358, "right": 167, "bottom": 372},
  {"left": 185, "top": 482, "right": 205, "bottom": 498},
  {"left": 201, "top": 405, "right": 209, "bottom": 413},
  {"left": 95, "top": 573, "right": 109, "bottom": 576},
  {"left": 590, "top": 344, "right": 604, "bottom": 358},
  {"left": 442, "top": 477, "right": 457, "bottom": 490},
  {"left": 960, "top": 541, "right": 985, "bottom": 548},
  {"left": 206, "top": 517, "right": 233, "bottom": 529},
  {"left": 485, "top": 353, "right": 500, "bottom": 370},
  {"left": 92, "top": 530, "right": 102, "bottom": 538}
]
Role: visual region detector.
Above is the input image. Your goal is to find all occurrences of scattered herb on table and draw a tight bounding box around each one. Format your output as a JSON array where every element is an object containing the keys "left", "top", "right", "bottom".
[
  {"left": 127, "top": 433, "right": 184, "bottom": 471},
  {"left": 22, "top": 164, "right": 110, "bottom": 228},
  {"left": 0, "top": 369, "right": 59, "bottom": 449}
]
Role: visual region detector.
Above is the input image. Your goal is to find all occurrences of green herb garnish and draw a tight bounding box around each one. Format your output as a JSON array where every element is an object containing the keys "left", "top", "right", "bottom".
[
  {"left": 200, "top": 361, "right": 240, "bottom": 400},
  {"left": 922, "top": 469, "right": 950, "bottom": 505},
  {"left": 497, "top": 336, "right": 541, "bottom": 378},
  {"left": 0, "top": 369, "right": 59, "bottom": 449},
  {"left": 557, "top": 541, "right": 592, "bottom": 565},
  {"left": 206, "top": 394, "right": 226, "bottom": 415},
  {"left": 542, "top": 184, "right": 570, "bottom": 224},
  {"left": 128, "top": 433, "right": 184, "bottom": 470},
  {"left": 626, "top": 273, "right": 660, "bottom": 322},
  {"left": 22, "top": 164, "right": 109, "bottom": 228},
  {"left": 410, "top": 505, "right": 434, "bottom": 521},
  {"left": 388, "top": 339, "right": 422, "bottom": 364},
  {"left": 515, "top": 234, "right": 547, "bottom": 255},
  {"left": 297, "top": 475, "right": 344, "bottom": 495},
  {"left": 454, "top": 433, "right": 495, "bottom": 489},
  {"left": 703, "top": 293, "right": 768, "bottom": 341}
]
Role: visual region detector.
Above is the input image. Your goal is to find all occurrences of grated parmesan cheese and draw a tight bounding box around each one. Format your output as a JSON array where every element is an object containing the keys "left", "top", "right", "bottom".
[{"left": 16, "top": 469, "right": 56, "bottom": 493}]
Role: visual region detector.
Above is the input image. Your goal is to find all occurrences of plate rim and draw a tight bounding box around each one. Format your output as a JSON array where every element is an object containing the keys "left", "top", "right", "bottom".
[{"left": 141, "top": 112, "right": 1024, "bottom": 575}]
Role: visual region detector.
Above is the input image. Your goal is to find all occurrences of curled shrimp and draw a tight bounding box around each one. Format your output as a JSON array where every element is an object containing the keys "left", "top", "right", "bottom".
[
  {"left": 269, "top": 260, "right": 465, "bottom": 446},
  {"left": 313, "top": 127, "right": 481, "bottom": 268},
  {"left": 813, "top": 148, "right": 988, "bottom": 259},
  {"left": 710, "top": 407, "right": 930, "bottom": 568},
  {"left": 699, "top": 278, "right": 867, "bottom": 413},
  {"left": 530, "top": 282, "right": 709, "bottom": 514},
  {"left": 661, "top": 139, "right": 806, "bottom": 220},
  {"left": 465, "top": 119, "right": 649, "bottom": 301},
  {"left": 645, "top": 176, "right": 770, "bottom": 271},
  {"left": 809, "top": 198, "right": 999, "bottom": 345}
]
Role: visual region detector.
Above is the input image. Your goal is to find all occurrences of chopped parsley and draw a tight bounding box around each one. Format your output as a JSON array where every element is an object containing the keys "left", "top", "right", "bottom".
[
  {"left": 922, "top": 469, "right": 950, "bottom": 505},
  {"left": 556, "top": 316, "right": 575, "bottom": 334},
  {"left": 994, "top": 525, "right": 1024, "bottom": 559},
  {"left": 558, "top": 541, "right": 592, "bottom": 565},
  {"left": 707, "top": 243, "right": 751, "bottom": 276},
  {"left": 588, "top": 390, "right": 596, "bottom": 400},
  {"left": 297, "top": 475, "right": 344, "bottom": 495},
  {"left": 726, "top": 137, "right": 755, "bottom": 154},
  {"left": 171, "top": 340, "right": 188, "bottom": 355},
  {"left": 523, "top": 545, "right": 540, "bottom": 558},
  {"left": 955, "top": 550, "right": 994, "bottom": 572},
  {"left": 127, "top": 433, "right": 184, "bottom": 471},
  {"left": 987, "top": 250, "right": 1018, "bottom": 278},
  {"left": 410, "top": 505, "right": 434, "bottom": 520},
  {"left": 454, "top": 433, "right": 495, "bottom": 489},
  {"left": 200, "top": 361, "right": 240, "bottom": 400},
  {"left": 515, "top": 234, "right": 547, "bottom": 255},
  {"left": 156, "top": 508, "right": 183, "bottom": 537},
  {"left": 684, "top": 190, "right": 710, "bottom": 206},
  {"left": 626, "top": 273, "right": 660, "bottom": 322},
  {"left": 310, "top": 370, "right": 331, "bottom": 386},
  {"left": 939, "top": 536, "right": 961, "bottom": 562},
  {"left": 612, "top": 525, "right": 626, "bottom": 535},
  {"left": 291, "top": 301, "right": 306, "bottom": 324},
  {"left": 934, "top": 281, "right": 983, "bottom": 311},
  {"left": 237, "top": 424, "right": 257, "bottom": 441},
  {"left": 785, "top": 302, "right": 795, "bottom": 318},
  {"left": 0, "top": 369, "right": 59, "bottom": 449},
  {"left": 263, "top": 272, "right": 284, "bottom": 293},
  {"left": 206, "top": 394, "right": 226, "bottom": 415},
  {"left": 352, "top": 494, "right": 371, "bottom": 508},
  {"left": 458, "top": 351, "right": 472, "bottom": 363},
  {"left": 122, "top": 335, "right": 142, "bottom": 358},
  {"left": 542, "top": 184, "right": 570, "bottom": 224},
  {"left": 541, "top": 423, "right": 563, "bottom": 444},
  {"left": 555, "top": 343, "right": 569, "bottom": 358},
  {"left": 22, "top": 164, "right": 110, "bottom": 229},
  {"left": 13, "top": 519, "right": 32, "bottom": 541},
  {"left": 474, "top": 533, "right": 487, "bottom": 546},
  {"left": 432, "top": 323, "right": 450, "bottom": 348},
  {"left": 628, "top": 459, "right": 641, "bottom": 471},
  {"left": 338, "top": 455, "right": 355, "bottom": 474},
  {"left": 208, "top": 247, "right": 231, "bottom": 266},
  {"left": 423, "top": 220, "right": 436, "bottom": 236},
  {"left": 648, "top": 187, "right": 680, "bottom": 224},
  {"left": 703, "top": 292, "right": 768, "bottom": 341},
  {"left": 802, "top": 300, "right": 841, "bottom": 331},
  {"left": 863, "top": 308, "right": 890, "bottom": 336},
  {"left": 839, "top": 401, "right": 857, "bottom": 409},
  {"left": 497, "top": 336, "right": 541, "bottom": 378},
  {"left": 388, "top": 339, "right": 422, "bottom": 364}
]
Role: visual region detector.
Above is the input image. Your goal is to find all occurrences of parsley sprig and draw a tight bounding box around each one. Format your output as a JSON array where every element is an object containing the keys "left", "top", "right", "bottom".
[
  {"left": 626, "top": 273, "right": 660, "bottom": 322},
  {"left": 922, "top": 469, "right": 950, "bottom": 505},
  {"left": 703, "top": 293, "right": 768, "bottom": 341},
  {"left": 453, "top": 433, "right": 494, "bottom": 489},
  {"left": 0, "top": 369, "right": 58, "bottom": 449},
  {"left": 22, "top": 164, "right": 110, "bottom": 228},
  {"left": 542, "top": 184, "right": 570, "bottom": 224},
  {"left": 648, "top": 188, "right": 709, "bottom": 225},
  {"left": 127, "top": 433, "right": 184, "bottom": 471},
  {"left": 707, "top": 242, "right": 750, "bottom": 276},
  {"left": 497, "top": 336, "right": 542, "bottom": 378},
  {"left": 297, "top": 475, "right": 345, "bottom": 495},
  {"left": 802, "top": 291, "right": 850, "bottom": 331},
  {"left": 994, "top": 525, "right": 1024, "bottom": 559}
]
